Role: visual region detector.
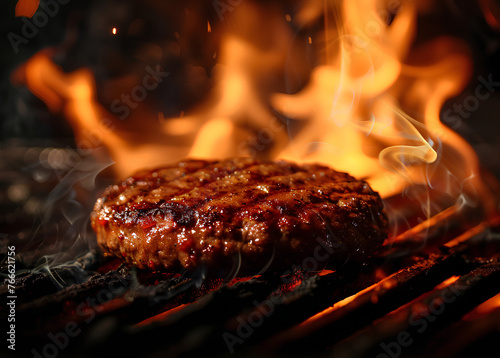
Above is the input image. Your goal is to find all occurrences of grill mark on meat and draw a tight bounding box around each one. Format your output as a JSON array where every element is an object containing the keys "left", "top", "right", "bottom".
[
  {"left": 91, "top": 158, "right": 388, "bottom": 275},
  {"left": 113, "top": 202, "right": 197, "bottom": 229}
]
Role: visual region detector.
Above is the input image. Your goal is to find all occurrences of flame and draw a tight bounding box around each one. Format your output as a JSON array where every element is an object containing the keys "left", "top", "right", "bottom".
[
  {"left": 270, "top": 0, "right": 496, "bottom": 216},
  {"left": 15, "top": 0, "right": 40, "bottom": 18},
  {"left": 12, "top": 0, "right": 499, "bottom": 220},
  {"left": 271, "top": 1, "right": 458, "bottom": 197},
  {"left": 12, "top": 50, "right": 204, "bottom": 178}
]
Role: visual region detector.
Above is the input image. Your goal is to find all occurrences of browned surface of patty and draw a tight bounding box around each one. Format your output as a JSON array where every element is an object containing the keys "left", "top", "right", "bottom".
[{"left": 91, "top": 158, "right": 388, "bottom": 274}]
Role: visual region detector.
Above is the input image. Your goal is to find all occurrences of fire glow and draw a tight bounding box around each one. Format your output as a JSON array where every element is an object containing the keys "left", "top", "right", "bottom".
[{"left": 12, "top": 1, "right": 499, "bottom": 225}]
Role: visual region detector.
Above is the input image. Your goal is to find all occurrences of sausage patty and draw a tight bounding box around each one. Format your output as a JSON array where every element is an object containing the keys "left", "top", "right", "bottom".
[{"left": 91, "top": 158, "right": 387, "bottom": 275}]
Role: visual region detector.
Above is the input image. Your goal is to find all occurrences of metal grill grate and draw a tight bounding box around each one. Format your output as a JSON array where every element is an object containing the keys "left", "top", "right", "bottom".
[{"left": 2, "top": 215, "right": 500, "bottom": 357}]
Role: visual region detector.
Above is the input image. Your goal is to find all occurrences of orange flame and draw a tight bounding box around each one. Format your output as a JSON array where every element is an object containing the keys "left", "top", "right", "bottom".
[
  {"left": 15, "top": 0, "right": 40, "bottom": 18},
  {"left": 12, "top": 50, "right": 205, "bottom": 178},
  {"left": 272, "top": 1, "right": 460, "bottom": 195},
  {"left": 12, "top": 0, "right": 499, "bottom": 219}
]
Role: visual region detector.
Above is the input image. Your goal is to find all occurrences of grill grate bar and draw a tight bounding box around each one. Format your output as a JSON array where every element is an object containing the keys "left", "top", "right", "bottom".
[
  {"left": 7, "top": 216, "right": 500, "bottom": 357},
  {"left": 264, "top": 251, "right": 472, "bottom": 356},
  {"left": 330, "top": 263, "right": 500, "bottom": 358}
]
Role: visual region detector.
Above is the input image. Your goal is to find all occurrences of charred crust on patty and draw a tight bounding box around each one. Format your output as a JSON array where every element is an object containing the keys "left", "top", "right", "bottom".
[{"left": 91, "top": 158, "right": 388, "bottom": 275}]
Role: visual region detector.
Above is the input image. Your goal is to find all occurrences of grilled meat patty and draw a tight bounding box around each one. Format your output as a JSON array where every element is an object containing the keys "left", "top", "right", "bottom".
[{"left": 91, "top": 158, "right": 388, "bottom": 275}]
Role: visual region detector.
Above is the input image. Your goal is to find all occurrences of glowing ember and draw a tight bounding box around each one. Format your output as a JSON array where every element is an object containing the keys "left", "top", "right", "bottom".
[
  {"left": 299, "top": 280, "right": 384, "bottom": 327},
  {"left": 434, "top": 275, "right": 461, "bottom": 290},
  {"left": 464, "top": 292, "right": 500, "bottom": 316},
  {"left": 134, "top": 304, "right": 188, "bottom": 328}
]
